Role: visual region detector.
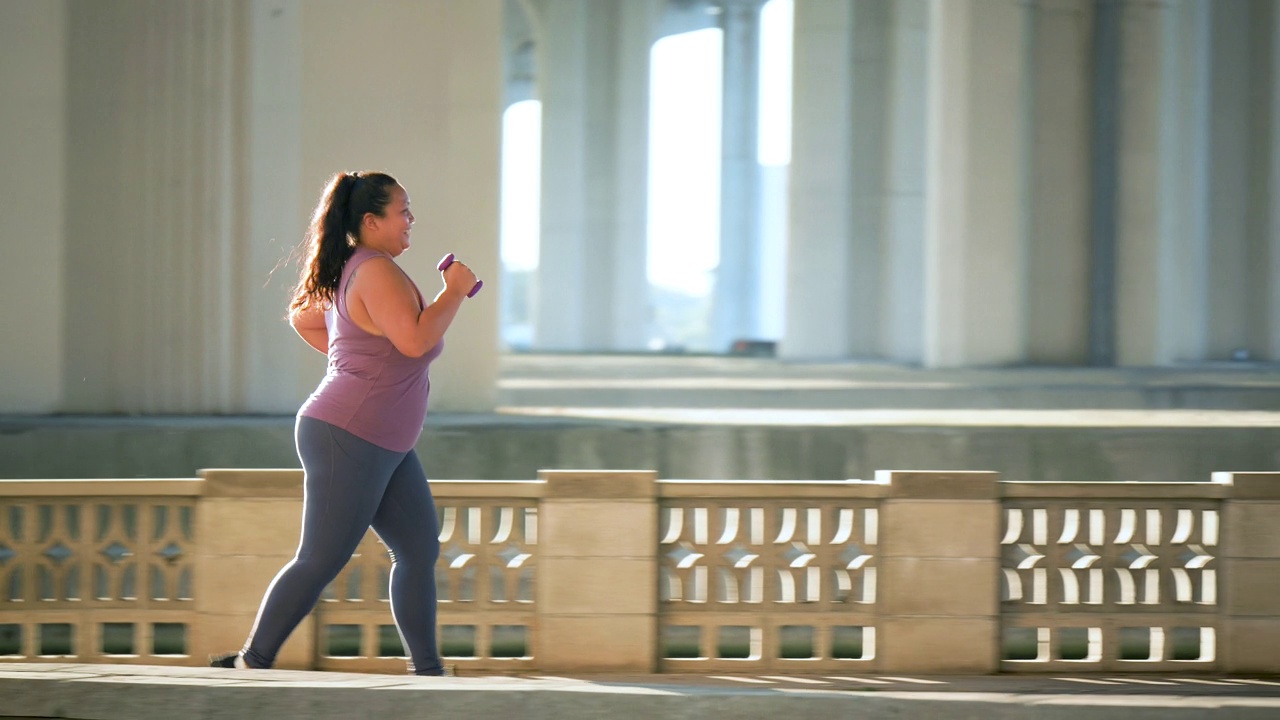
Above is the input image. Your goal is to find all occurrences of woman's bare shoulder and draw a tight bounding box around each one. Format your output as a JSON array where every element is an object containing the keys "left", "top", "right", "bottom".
[{"left": 348, "top": 254, "right": 417, "bottom": 310}]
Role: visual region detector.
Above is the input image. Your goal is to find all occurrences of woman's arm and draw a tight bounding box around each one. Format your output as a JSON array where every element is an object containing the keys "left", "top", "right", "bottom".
[
  {"left": 352, "top": 257, "right": 475, "bottom": 358},
  {"left": 289, "top": 302, "right": 329, "bottom": 354}
]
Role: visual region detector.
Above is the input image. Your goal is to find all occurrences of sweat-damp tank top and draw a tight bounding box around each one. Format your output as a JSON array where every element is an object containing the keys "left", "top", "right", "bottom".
[{"left": 298, "top": 246, "right": 443, "bottom": 453}]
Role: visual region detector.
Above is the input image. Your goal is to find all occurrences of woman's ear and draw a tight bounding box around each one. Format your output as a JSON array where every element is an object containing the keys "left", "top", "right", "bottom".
[{"left": 362, "top": 211, "right": 380, "bottom": 234}]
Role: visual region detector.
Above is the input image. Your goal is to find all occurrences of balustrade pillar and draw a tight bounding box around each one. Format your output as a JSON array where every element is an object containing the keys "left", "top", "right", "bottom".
[
  {"left": 877, "top": 470, "right": 1002, "bottom": 673},
  {"left": 1218, "top": 471, "right": 1280, "bottom": 673},
  {"left": 192, "top": 469, "right": 312, "bottom": 670},
  {"left": 534, "top": 470, "right": 659, "bottom": 673}
]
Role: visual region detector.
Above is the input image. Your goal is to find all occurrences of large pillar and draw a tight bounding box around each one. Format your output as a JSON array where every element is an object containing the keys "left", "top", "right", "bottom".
[
  {"left": 64, "top": 0, "right": 244, "bottom": 413},
  {"left": 922, "top": 0, "right": 1029, "bottom": 367},
  {"left": 1204, "top": 0, "right": 1274, "bottom": 361},
  {"left": 1024, "top": 0, "right": 1092, "bottom": 364},
  {"left": 0, "top": 0, "right": 65, "bottom": 413},
  {"left": 711, "top": 0, "right": 765, "bottom": 351},
  {"left": 1271, "top": 1, "right": 1280, "bottom": 361},
  {"left": 1114, "top": 0, "right": 1210, "bottom": 366},
  {"left": 782, "top": 0, "right": 890, "bottom": 360},
  {"left": 882, "top": 0, "right": 929, "bottom": 362},
  {"left": 241, "top": 0, "right": 308, "bottom": 412},
  {"left": 531, "top": 0, "right": 656, "bottom": 352}
]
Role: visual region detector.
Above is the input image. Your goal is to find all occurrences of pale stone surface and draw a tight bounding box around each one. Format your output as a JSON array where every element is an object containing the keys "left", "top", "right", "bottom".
[
  {"left": 197, "top": 499, "right": 303, "bottom": 555},
  {"left": 540, "top": 503, "right": 658, "bottom": 558},
  {"left": 923, "top": 0, "right": 1030, "bottom": 366},
  {"left": 3, "top": 663, "right": 1280, "bottom": 719},
  {"left": 879, "top": 501, "right": 1001, "bottom": 559},
  {"left": 1223, "top": 617, "right": 1280, "bottom": 674},
  {"left": 535, "top": 615, "right": 657, "bottom": 673},
  {"left": 1224, "top": 559, "right": 1280, "bottom": 616},
  {"left": 1024, "top": 0, "right": 1092, "bottom": 364},
  {"left": 199, "top": 469, "right": 303, "bottom": 499},
  {"left": 1223, "top": 502, "right": 1280, "bottom": 558},
  {"left": 0, "top": 479, "right": 202, "bottom": 497},
  {"left": 540, "top": 470, "right": 660, "bottom": 500},
  {"left": 538, "top": 557, "right": 657, "bottom": 615},
  {"left": 1004, "top": 481, "right": 1228, "bottom": 499},
  {"left": 881, "top": 558, "right": 999, "bottom": 616},
  {"left": 0, "top": 0, "right": 65, "bottom": 413},
  {"left": 1220, "top": 472, "right": 1280, "bottom": 500},
  {"left": 878, "top": 617, "right": 999, "bottom": 673},
  {"left": 880, "top": 470, "right": 1000, "bottom": 500}
]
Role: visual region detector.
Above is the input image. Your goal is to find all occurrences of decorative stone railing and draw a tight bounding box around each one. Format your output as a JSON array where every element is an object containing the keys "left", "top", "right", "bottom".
[{"left": 1, "top": 470, "right": 1276, "bottom": 674}]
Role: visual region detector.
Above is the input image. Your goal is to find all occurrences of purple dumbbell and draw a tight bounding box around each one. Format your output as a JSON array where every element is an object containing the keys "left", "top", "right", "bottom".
[{"left": 437, "top": 253, "right": 483, "bottom": 298}]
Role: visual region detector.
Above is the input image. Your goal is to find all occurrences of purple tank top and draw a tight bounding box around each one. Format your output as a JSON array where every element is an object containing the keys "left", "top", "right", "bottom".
[{"left": 298, "top": 246, "right": 443, "bottom": 452}]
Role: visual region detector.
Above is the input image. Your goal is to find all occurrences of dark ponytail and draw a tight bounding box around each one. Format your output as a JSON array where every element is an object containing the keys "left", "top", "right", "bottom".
[{"left": 288, "top": 171, "right": 399, "bottom": 314}]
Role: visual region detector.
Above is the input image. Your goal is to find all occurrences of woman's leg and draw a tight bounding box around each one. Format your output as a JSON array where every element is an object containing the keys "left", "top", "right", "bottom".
[
  {"left": 370, "top": 450, "right": 444, "bottom": 675},
  {"left": 240, "top": 417, "right": 403, "bottom": 668}
]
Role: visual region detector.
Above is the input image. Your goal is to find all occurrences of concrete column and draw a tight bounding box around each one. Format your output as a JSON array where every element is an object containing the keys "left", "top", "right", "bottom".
[
  {"left": 782, "top": 0, "right": 890, "bottom": 360},
  {"left": 297, "top": 0, "right": 503, "bottom": 413},
  {"left": 1204, "top": 0, "right": 1274, "bottom": 361},
  {"left": 63, "top": 0, "right": 244, "bottom": 413},
  {"left": 536, "top": 470, "right": 658, "bottom": 673},
  {"left": 0, "top": 0, "right": 65, "bottom": 413},
  {"left": 1114, "top": 0, "right": 1211, "bottom": 365},
  {"left": 531, "top": 0, "right": 655, "bottom": 352},
  {"left": 1218, "top": 472, "right": 1280, "bottom": 674},
  {"left": 878, "top": 471, "right": 1001, "bottom": 673},
  {"left": 711, "top": 0, "right": 765, "bottom": 351},
  {"left": 240, "top": 0, "right": 309, "bottom": 412},
  {"left": 922, "top": 0, "right": 1029, "bottom": 367},
  {"left": 882, "top": 0, "right": 929, "bottom": 362},
  {"left": 783, "top": 0, "right": 854, "bottom": 359},
  {"left": 1271, "top": 2, "right": 1280, "bottom": 361},
  {"left": 1025, "top": 0, "right": 1092, "bottom": 364}
]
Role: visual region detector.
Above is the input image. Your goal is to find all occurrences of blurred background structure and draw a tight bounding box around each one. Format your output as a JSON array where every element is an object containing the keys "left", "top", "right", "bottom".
[
  {"left": 2, "top": 0, "right": 1280, "bottom": 687},
  {"left": 1, "top": 0, "right": 1278, "bottom": 481}
]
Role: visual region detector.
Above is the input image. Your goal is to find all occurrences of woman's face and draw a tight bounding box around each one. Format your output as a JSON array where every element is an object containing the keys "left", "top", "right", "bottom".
[{"left": 366, "top": 185, "right": 415, "bottom": 256}]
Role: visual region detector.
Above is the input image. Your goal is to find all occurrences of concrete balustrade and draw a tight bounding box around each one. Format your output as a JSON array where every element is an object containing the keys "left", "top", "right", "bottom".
[{"left": 1, "top": 470, "right": 1277, "bottom": 676}]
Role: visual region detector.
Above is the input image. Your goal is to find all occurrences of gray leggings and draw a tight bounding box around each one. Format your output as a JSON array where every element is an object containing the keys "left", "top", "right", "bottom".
[{"left": 242, "top": 416, "right": 442, "bottom": 675}]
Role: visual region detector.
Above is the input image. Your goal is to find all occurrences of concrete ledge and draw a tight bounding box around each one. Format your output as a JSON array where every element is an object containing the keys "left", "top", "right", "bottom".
[
  {"left": 2, "top": 664, "right": 1280, "bottom": 720},
  {"left": 0, "top": 479, "right": 203, "bottom": 497}
]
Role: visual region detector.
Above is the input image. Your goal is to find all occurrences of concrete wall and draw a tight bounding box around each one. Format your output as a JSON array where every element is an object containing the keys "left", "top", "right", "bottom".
[
  {"left": 0, "top": 0, "right": 66, "bottom": 413},
  {"left": 0, "top": 0, "right": 502, "bottom": 415}
]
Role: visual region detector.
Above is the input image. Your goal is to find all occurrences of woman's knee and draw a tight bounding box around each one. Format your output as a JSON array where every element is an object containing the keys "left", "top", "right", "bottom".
[{"left": 385, "top": 534, "right": 440, "bottom": 567}]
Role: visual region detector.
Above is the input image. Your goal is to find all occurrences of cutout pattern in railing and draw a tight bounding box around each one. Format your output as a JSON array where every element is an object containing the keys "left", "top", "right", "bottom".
[
  {"left": 316, "top": 501, "right": 537, "bottom": 672},
  {"left": 659, "top": 501, "right": 878, "bottom": 670},
  {"left": 1001, "top": 503, "right": 1219, "bottom": 669},
  {"left": 0, "top": 499, "right": 196, "bottom": 662}
]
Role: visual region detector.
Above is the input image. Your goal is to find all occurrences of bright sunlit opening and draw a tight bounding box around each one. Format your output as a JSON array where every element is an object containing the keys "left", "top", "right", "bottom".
[
  {"left": 501, "top": 100, "right": 541, "bottom": 271},
  {"left": 759, "top": 0, "right": 793, "bottom": 167},
  {"left": 647, "top": 28, "right": 723, "bottom": 296}
]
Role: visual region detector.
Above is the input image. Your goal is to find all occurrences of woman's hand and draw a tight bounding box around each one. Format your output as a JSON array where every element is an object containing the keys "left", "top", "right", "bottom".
[
  {"left": 353, "top": 256, "right": 467, "bottom": 358},
  {"left": 442, "top": 260, "right": 477, "bottom": 297}
]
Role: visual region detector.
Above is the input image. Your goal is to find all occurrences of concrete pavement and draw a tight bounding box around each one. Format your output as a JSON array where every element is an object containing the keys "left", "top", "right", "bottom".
[{"left": 2, "top": 663, "right": 1280, "bottom": 719}]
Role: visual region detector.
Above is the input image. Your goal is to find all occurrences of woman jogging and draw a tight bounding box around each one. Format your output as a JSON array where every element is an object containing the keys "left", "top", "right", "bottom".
[{"left": 211, "top": 171, "right": 477, "bottom": 676}]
